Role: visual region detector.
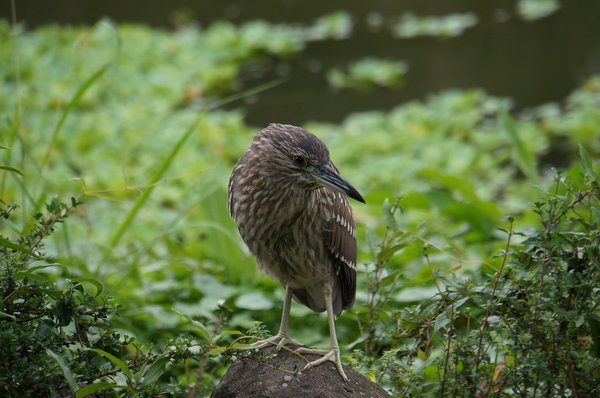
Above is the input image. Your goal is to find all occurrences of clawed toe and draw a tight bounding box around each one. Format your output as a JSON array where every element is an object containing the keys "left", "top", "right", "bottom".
[
  {"left": 250, "top": 333, "right": 296, "bottom": 350},
  {"left": 295, "top": 347, "right": 348, "bottom": 381}
]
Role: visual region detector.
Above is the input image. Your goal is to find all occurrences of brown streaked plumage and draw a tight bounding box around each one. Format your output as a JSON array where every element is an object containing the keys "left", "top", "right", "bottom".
[{"left": 227, "top": 123, "right": 364, "bottom": 381}]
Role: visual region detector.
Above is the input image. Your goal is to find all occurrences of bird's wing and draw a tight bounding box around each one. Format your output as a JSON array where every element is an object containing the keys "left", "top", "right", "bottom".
[{"left": 324, "top": 189, "right": 357, "bottom": 314}]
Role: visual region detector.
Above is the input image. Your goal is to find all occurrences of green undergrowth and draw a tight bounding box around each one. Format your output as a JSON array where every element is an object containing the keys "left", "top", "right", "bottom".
[
  {"left": 1, "top": 18, "right": 600, "bottom": 396},
  {"left": 1, "top": 199, "right": 204, "bottom": 396},
  {"left": 351, "top": 156, "right": 600, "bottom": 396}
]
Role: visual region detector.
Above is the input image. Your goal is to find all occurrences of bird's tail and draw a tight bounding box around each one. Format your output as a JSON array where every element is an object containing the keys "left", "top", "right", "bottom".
[{"left": 292, "top": 282, "right": 346, "bottom": 316}]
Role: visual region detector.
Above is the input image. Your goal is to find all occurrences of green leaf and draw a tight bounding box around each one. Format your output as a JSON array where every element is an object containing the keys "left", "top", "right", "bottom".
[
  {"left": 0, "top": 237, "right": 38, "bottom": 257},
  {"left": 207, "top": 346, "right": 227, "bottom": 355},
  {"left": 380, "top": 272, "right": 400, "bottom": 287},
  {"left": 55, "top": 299, "right": 73, "bottom": 326},
  {"left": 434, "top": 312, "right": 450, "bottom": 331},
  {"left": 501, "top": 110, "right": 539, "bottom": 183},
  {"left": 35, "top": 319, "right": 54, "bottom": 338},
  {"left": 137, "top": 357, "right": 169, "bottom": 387},
  {"left": 212, "top": 329, "right": 243, "bottom": 344},
  {"left": 14, "top": 263, "right": 63, "bottom": 280},
  {"left": 22, "top": 272, "right": 52, "bottom": 283},
  {"left": 46, "top": 349, "right": 78, "bottom": 394},
  {"left": 76, "top": 382, "right": 127, "bottom": 398},
  {"left": 230, "top": 342, "right": 254, "bottom": 350},
  {"left": 71, "top": 277, "right": 104, "bottom": 297},
  {"left": 88, "top": 348, "right": 134, "bottom": 381},
  {"left": 579, "top": 144, "right": 598, "bottom": 180}
]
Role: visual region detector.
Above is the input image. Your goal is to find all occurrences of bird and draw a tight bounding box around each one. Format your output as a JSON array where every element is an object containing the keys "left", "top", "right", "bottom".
[{"left": 227, "top": 123, "right": 365, "bottom": 381}]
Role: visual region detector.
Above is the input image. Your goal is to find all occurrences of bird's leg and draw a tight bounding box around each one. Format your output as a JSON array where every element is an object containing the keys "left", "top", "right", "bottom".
[
  {"left": 250, "top": 285, "right": 296, "bottom": 349},
  {"left": 295, "top": 282, "right": 348, "bottom": 381}
]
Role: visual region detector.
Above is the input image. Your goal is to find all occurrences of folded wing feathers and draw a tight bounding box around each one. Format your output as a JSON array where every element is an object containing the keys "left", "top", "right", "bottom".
[
  {"left": 324, "top": 190, "right": 357, "bottom": 311},
  {"left": 330, "top": 192, "right": 356, "bottom": 270}
]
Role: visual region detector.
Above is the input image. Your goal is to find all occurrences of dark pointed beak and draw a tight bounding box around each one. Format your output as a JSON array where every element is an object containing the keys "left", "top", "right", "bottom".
[{"left": 313, "top": 164, "right": 366, "bottom": 203}]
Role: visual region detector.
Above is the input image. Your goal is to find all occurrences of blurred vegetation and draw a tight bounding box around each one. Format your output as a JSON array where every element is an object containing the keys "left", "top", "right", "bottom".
[
  {"left": 1, "top": 7, "right": 599, "bottom": 397},
  {"left": 327, "top": 58, "right": 408, "bottom": 91},
  {"left": 517, "top": 0, "right": 562, "bottom": 20},
  {"left": 392, "top": 13, "right": 478, "bottom": 39}
]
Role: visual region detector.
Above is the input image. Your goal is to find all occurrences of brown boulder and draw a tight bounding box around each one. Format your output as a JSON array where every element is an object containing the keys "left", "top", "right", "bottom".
[{"left": 211, "top": 344, "right": 392, "bottom": 398}]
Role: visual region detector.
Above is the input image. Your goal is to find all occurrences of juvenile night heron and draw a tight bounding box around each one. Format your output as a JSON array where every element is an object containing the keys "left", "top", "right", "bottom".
[{"left": 227, "top": 123, "right": 364, "bottom": 381}]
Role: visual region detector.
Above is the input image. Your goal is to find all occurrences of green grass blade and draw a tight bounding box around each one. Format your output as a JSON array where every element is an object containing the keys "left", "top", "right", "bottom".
[
  {"left": 103, "top": 116, "right": 199, "bottom": 253},
  {"left": 2, "top": 10, "right": 23, "bottom": 198},
  {"left": 40, "top": 63, "right": 110, "bottom": 173},
  {"left": 1, "top": 112, "right": 20, "bottom": 198},
  {"left": 0, "top": 165, "right": 23, "bottom": 175}
]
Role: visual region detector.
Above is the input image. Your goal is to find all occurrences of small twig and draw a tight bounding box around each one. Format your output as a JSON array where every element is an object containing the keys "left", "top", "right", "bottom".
[
  {"left": 423, "top": 245, "right": 443, "bottom": 296},
  {"left": 474, "top": 217, "right": 514, "bottom": 375},
  {"left": 439, "top": 302, "right": 455, "bottom": 398}
]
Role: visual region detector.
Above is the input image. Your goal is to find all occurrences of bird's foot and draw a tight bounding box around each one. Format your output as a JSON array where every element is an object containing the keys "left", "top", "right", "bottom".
[
  {"left": 250, "top": 332, "right": 296, "bottom": 350},
  {"left": 295, "top": 346, "right": 348, "bottom": 381}
]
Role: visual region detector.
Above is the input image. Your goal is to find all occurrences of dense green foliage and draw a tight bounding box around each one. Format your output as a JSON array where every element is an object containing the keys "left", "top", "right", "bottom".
[
  {"left": 1, "top": 12, "right": 599, "bottom": 397},
  {"left": 353, "top": 164, "right": 600, "bottom": 396},
  {"left": 0, "top": 199, "right": 203, "bottom": 396}
]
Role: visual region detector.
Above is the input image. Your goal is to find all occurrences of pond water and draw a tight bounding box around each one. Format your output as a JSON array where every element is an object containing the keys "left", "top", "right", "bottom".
[{"left": 2, "top": 0, "right": 600, "bottom": 126}]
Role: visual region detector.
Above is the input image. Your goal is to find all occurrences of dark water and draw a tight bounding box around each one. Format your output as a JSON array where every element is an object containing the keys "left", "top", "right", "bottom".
[{"left": 3, "top": 0, "right": 600, "bottom": 126}]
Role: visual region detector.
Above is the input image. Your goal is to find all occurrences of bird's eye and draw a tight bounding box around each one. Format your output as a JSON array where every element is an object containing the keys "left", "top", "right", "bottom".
[{"left": 292, "top": 155, "right": 307, "bottom": 167}]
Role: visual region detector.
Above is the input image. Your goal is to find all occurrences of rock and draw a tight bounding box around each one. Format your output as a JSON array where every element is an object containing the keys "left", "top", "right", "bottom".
[{"left": 211, "top": 344, "right": 392, "bottom": 398}]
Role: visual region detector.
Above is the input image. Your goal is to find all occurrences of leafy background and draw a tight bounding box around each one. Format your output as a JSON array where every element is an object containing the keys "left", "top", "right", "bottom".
[{"left": 1, "top": 0, "right": 600, "bottom": 396}]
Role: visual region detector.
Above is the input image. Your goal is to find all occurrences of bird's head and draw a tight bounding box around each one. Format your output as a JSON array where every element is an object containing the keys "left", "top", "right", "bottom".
[{"left": 252, "top": 123, "right": 365, "bottom": 203}]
